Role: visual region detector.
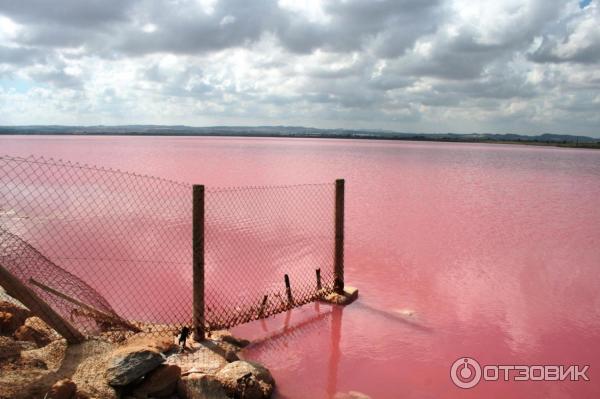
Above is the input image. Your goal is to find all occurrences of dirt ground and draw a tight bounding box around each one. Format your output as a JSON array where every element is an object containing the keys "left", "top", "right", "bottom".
[{"left": 0, "top": 337, "right": 119, "bottom": 399}]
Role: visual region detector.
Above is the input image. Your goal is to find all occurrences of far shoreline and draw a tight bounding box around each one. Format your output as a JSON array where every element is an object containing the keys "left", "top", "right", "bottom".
[{"left": 1, "top": 131, "right": 599, "bottom": 150}]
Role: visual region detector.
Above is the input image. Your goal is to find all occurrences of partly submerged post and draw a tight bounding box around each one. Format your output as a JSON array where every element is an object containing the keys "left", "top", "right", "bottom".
[
  {"left": 334, "top": 179, "right": 345, "bottom": 293},
  {"left": 193, "top": 184, "right": 205, "bottom": 341},
  {"left": 257, "top": 295, "right": 268, "bottom": 319},
  {"left": 316, "top": 268, "right": 322, "bottom": 290},
  {"left": 284, "top": 274, "right": 294, "bottom": 305}
]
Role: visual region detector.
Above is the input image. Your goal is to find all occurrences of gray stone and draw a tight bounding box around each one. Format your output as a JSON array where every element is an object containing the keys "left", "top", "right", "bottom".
[
  {"left": 132, "top": 364, "right": 181, "bottom": 398},
  {"left": 216, "top": 360, "right": 274, "bottom": 399},
  {"left": 219, "top": 333, "right": 250, "bottom": 348},
  {"left": 165, "top": 343, "right": 228, "bottom": 375},
  {"left": 177, "top": 373, "right": 228, "bottom": 399},
  {"left": 224, "top": 348, "right": 239, "bottom": 363},
  {"left": 105, "top": 348, "right": 165, "bottom": 386}
]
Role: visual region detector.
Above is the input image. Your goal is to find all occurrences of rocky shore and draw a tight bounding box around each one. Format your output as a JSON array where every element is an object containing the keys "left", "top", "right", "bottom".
[{"left": 0, "top": 298, "right": 274, "bottom": 399}]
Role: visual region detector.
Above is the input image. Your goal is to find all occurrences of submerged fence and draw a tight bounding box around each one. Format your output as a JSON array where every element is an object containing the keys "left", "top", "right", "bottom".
[{"left": 0, "top": 155, "right": 343, "bottom": 340}]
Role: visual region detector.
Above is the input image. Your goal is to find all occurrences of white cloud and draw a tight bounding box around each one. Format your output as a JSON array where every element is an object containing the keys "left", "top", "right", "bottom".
[{"left": 0, "top": 0, "right": 598, "bottom": 136}]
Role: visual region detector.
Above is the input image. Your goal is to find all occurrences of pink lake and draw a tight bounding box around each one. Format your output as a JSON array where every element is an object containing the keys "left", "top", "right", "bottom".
[{"left": 1, "top": 135, "right": 600, "bottom": 398}]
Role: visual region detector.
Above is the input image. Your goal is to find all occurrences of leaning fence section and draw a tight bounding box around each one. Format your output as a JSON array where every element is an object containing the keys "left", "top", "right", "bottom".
[
  {"left": 203, "top": 183, "right": 337, "bottom": 331},
  {"left": 0, "top": 155, "right": 193, "bottom": 337},
  {"left": 0, "top": 154, "right": 340, "bottom": 340}
]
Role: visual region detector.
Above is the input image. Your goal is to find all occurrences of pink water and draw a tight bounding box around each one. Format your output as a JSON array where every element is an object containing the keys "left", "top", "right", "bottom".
[{"left": 2, "top": 135, "right": 600, "bottom": 398}]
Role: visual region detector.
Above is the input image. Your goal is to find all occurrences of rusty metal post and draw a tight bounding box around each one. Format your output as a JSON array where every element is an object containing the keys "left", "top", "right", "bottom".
[
  {"left": 284, "top": 274, "right": 293, "bottom": 305},
  {"left": 193, "top": 184, "right": 205, "bottom": 341},
  {"left": 334, "top": 179, "right": 345, "bottom": 293}
]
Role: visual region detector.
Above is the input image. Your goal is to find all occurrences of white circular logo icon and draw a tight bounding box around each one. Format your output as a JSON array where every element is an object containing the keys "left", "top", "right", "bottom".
[{"left": 451, "top": 357, "right": 482, "bottom": 389}]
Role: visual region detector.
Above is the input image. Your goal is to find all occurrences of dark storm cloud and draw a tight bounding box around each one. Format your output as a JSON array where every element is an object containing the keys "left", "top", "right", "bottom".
[
  {"left": 403, "top": 33, "right": 506, "bottom": 80},
  {"left": 530, "top": 36, "right": 600, "bottom": 64},
  {"left": 27, "top": 65, "right": 83, "bottom": 89},
  {"left": 277, "top": 0, "right": 443, "bottom": 56},
  {"left": 114, "top": 0, "right": 279, "bottom": 55},
  {"left": 1, "top": 0, "right": 444, "bottom": 57},
  {"left": 0, "top": 45, "right": 44, "bottom": 65},
  {"left": 367, "top": 74, "right": 412, "bottom": 91},
  {"left": 529, "top": 3, "right": 600, "bottom": 64},
  {"left": 0, "top": 0, "right": 134, "bottom": 27},
  {"left": 556, "top": 90, "right": 600, "bottom": 112},
  {"left": 1, "top": 0, "right": 282, "bottom": 55},
  {"left": 392, "top": 0, "right": 568, "bottom": 81},
  {"left": 0, "top": 0, "right": 136, "bottom": 51},
  {"left": 117, "top": 0, "right": 443, "bottom": 57},
  {"left": 434, "top": 69, "right": 539, "bottom": 100},
  {"left": 16, "top": 25, "right": 100, "bottom": 48}
]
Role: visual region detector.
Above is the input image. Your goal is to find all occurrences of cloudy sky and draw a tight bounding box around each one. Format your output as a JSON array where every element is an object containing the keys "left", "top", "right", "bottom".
[{"left": 0, "top": 0, "right": 599, "bottom": 135}]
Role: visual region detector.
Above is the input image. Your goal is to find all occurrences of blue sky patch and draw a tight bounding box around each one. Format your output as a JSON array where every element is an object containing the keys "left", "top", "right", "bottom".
[
  {"left": 580, "top": 0, "right": 592, "bottom": 8},
  {"left": 0, "top": 78, "right": 34, "bottom": 93}
]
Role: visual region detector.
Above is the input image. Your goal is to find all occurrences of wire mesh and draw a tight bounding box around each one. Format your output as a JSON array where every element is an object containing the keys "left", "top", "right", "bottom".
[
  {"left": 0, "top": 154, "right": 336, "bottom": 338},
  {"left": 205, "top": 184, "right": 336, "bottom": 330},
  {"left": 0, "top": 155, "right": 193, "bottom": 336}
]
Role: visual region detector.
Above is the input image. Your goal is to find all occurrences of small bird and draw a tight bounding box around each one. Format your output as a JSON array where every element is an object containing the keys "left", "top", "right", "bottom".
[{"left": 178, "top": 326, "right": 190, "bottom": 352}]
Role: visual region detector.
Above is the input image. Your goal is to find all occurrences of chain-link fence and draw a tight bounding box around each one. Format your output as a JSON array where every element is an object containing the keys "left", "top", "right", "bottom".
[
  {"left": 204, "top": 184, "right": 336, "bottom": 330},
  {"left": 0, "top": 155, "right": 339, "bottom": 339}
]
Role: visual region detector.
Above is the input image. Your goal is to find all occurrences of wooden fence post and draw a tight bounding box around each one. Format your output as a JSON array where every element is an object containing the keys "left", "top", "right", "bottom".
[
  {"left": 0, "top": 264, "right": 85, "bottom": 344},
  {"left": 334, "top": 179, "right": 345, "bottom": 293},
  {"left": 193, "top": 184, "right": 205, "bottom": 341},
  {"left": 29, "top": 278, "right": 140, "bottom": 333},
  {"left": 316, "top": 268, "right": 322, "bottom": 290}
]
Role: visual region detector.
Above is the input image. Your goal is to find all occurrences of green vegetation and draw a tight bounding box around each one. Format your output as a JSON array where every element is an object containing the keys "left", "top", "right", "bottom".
[{"left": 1, "top": 126, "right": 599, "bottom": 149}]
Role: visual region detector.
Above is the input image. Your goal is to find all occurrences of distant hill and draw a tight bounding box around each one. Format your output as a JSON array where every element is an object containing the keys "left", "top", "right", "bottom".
[{"left": 0, "top": 125, "right": 598, "bottom": 148}]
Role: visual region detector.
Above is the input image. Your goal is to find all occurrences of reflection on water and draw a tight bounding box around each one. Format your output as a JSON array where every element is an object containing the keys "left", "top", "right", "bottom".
[
  {"left": 241, "top": 305, "right": 344, "bottom": 399},
  {"left": 353, "top": 302, "right": 431, "bottom": 333},
  {"left": 326, "top": 306, "right": 342, "bottom": 398}
]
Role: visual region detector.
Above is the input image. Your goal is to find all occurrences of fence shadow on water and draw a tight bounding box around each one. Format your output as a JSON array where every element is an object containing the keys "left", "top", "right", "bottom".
[{"left": 0, "top": 155, "right": 337, "bottom": 338}]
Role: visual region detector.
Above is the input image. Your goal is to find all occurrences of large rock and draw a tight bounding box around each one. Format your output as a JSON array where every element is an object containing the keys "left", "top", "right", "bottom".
[
  {"left": 105, "top": 347, "right": 165, "bottom": 386},
  {"left": 132, "top": 364, "right": 181, "bottom": 398},
  {"left": 21, "top": 339, "right": 68, "bottom": 370},
  {"left": 205, "top": 340, "right": 240, "bottom": 363},
  {"left": 215, "top": 361, "right": 274, "bottom": 399},
  {"left": 14, "top": 316, "right": 60, "bottom": 347},
  {"left": 45, "top": 378, "right": 77, "bottom": 399},
  {"left": 0, "top": 336, "right": 36, "bottom": 359},
  {"left": 177, "top": 373, "right": 228, "bottom": 399},
  {"left": 213, "top": 330, "right": 250, "bottom": 348},
  {"left": 165, "top": 347, "right": 227, "bottom": 375},
  {"left": 0, "top": 301, "right": 31, "bottom": 335}
]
